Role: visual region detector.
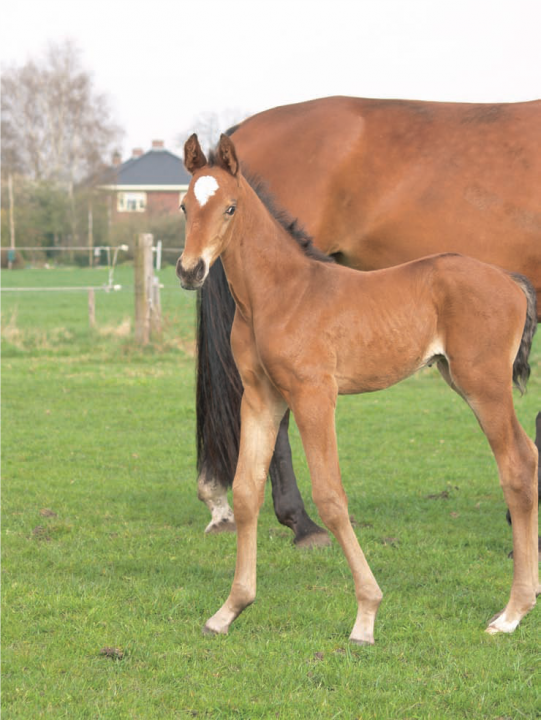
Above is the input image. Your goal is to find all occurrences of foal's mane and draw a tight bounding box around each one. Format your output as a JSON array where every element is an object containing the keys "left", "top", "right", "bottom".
[
  {"left": 207, "top": 149, "right": 334, "bottom": 264},
  {"left": 246, "top": 172, "right": 335, "bottom": 264}
]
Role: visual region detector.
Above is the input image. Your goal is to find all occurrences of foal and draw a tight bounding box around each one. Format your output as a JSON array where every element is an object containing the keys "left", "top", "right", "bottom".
[{"left": 177, "top": 134, "right": 538, "bottom": 644}]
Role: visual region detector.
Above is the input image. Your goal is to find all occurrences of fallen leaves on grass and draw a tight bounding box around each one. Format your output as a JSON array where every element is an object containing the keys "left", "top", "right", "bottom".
[
  {"left": 31, "top": 526, "right": 51, "bottom": 541},
  {"left": 99, "top": 646, "right": 124, "bottom": 660},
  {"left": 426, "top": 490, "right": 450, "bottom": 500}
]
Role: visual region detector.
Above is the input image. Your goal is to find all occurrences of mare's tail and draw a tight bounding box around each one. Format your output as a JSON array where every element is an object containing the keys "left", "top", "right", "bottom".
[
  {"left": 196, "top": 259, "right": 243, "bottom": 487},
  {"left": 510, "top": 272, "right": 537, "bottom": 394}
]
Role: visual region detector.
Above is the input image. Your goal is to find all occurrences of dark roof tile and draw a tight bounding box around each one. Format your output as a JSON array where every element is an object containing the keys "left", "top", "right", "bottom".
[{"left": 102, "top": 149, "right": 190, "bottom": 186}]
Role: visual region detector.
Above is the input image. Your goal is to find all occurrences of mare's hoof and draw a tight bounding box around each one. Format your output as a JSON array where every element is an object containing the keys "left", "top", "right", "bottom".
[
  {"left": 205, "top": 518, "right": 236, "bottom": 535},
  {"left": 295, "top": 530, "right": 331, "bottom": 549}
]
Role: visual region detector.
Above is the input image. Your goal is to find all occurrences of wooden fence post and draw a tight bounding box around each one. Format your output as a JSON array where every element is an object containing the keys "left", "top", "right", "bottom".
[
  {"left": 151, "top": 275, "right": 162, "bottom": 336},
  {"left": 88, "top": 288, "right": 96, "bottom": 328},
  {"left": 134, "top": 233, "right": 153, "bottom": 345}
]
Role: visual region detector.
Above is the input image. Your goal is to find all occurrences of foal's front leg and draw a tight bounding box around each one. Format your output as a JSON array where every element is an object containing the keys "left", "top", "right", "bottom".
[
  {"left": 204, "top": 388, "right": 286, "bottom": 635},
  {"left": 292, "top": 384, "right": 383, "bottom": 644}
]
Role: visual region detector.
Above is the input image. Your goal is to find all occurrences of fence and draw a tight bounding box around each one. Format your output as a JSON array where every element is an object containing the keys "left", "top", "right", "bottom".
[{"left": 1, "top": 237, "right": 178, "bottom": 345}]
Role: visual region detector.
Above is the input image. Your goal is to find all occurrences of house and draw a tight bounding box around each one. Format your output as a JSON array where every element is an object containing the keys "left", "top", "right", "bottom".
[{"left": 99, "top": 140, "right": 190, "bottom": 220}]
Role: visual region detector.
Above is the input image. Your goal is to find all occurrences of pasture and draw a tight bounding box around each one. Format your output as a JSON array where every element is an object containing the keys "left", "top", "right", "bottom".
[{"left": 2, "top": 266, "right": 539, "bottom": 719}]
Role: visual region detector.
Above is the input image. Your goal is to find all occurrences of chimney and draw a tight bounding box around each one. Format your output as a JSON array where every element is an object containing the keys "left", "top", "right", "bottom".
[
  {"left": 132, "top": 148, "right": 144, "bottom": 158},
  {"left": 112, "top": 151, "right": 122, "bottom": 166},
  {"left": 152, "top": 139, "right": 165, "bottom": 150}
]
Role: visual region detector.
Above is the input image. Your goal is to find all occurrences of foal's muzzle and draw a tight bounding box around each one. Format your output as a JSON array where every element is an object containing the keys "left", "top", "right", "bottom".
[{"left": 176, "top": 256, "right": 207, "bottom": 290}]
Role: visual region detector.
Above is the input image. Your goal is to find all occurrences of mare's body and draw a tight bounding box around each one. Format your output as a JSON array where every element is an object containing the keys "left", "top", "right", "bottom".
[{"left": 196, "top": 97, "right": 541, "bottom": 542}]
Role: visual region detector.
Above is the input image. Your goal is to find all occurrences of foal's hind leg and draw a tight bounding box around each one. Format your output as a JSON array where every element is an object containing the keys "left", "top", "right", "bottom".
[
  {"left": 438, "top": 360, "right": 538, "bottom": 633},
  {"left": 291, "top": 385, "right": 383, "bottom": 644}
]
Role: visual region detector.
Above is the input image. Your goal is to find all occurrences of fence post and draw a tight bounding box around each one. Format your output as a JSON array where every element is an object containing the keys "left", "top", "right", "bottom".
[
  {"left": 8, "top": 173, "right": 15, "bottom": 269},
  {"left": 88, "top": 288, "right": 96, "bottom": 328},
  {"left": 151, "top": 275, "right": 162, "bottom": 336},
  {"left": 134, "top": 233, "right": 153, "bottom": 345}
]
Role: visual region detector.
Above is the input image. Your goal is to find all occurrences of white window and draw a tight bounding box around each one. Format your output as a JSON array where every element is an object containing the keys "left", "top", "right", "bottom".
[{"left": 117, "top": 192, "right": 147, "bottom": 213}]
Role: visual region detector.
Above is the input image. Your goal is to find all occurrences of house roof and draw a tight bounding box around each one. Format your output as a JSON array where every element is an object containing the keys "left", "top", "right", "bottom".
[{"left": 100, "top": 148, "right": 191, "bottom": 189}]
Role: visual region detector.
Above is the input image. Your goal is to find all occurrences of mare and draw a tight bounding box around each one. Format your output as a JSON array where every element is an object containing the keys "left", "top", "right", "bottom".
[
  {"left": 196, "top": 97, "right": 541, "bottom": 545},
  {"left": 177, "top": 133, "right": 538, "bottom": 644}
]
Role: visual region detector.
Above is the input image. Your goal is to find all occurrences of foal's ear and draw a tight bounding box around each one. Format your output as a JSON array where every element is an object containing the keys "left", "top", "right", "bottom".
[
  {"left": 217, "top": 134, "right": 239, "bottom": 177},
  {"left": 184, "top": 134, "right": 207, "bottom": 174}
]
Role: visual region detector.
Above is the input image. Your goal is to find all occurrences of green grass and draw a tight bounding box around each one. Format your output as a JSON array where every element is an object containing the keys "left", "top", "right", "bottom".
[{"left": 2, "top": 267, "right": 540, "bottom": 719}]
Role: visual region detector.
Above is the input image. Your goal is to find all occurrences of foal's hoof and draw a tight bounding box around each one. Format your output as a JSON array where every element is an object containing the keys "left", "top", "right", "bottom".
[
  {"left": 486, "top": 610, "right": 520, "bottom": 635},
  {"left": 349, "top": 635, "right": 375, "bottom": 646},
  {"left": 202, "top": 624, "right": 218, "bottom": 636},
  {"left": 294, "top": 529, "right": 331, "bottom": 549},
  {"left": 204, "top": 518, "right": 236, "bottom": 535},
  {"left": 202, "top": 622, "right": 228, "bottom": 637}
]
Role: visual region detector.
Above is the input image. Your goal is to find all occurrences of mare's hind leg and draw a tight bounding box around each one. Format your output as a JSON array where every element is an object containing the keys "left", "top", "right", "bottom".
[
  {"left": 437, "top": 359, "right": 538, "bottom": 633},
  {"left": 197, "top": 469, "right": 236, "bottom": 534},
  {"left": 197, "top": 415, "right": 330, "bottom": 544},
  {"left": 291, "top": 384, "right": 383, "bottom": 644},
  {"left": 269, "top": 411, "right": 330, "bottom": 548}
]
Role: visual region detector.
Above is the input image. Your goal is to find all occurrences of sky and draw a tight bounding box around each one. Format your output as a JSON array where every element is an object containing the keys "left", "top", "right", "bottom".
[{"left": 1, "top": 0, "right": 540, "bottom": 159}]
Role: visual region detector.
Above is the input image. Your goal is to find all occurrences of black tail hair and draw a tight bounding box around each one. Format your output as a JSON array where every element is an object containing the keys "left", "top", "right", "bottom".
[
  {"left": 196, "top": 259, "right": 242, "bottom": 487},
  {"left": 510, "top": 272, "right": 537, "bottom": 394}
]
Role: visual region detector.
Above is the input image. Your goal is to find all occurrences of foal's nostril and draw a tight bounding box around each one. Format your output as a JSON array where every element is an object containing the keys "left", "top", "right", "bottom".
[
  {"left": 176, "top": 256, "right": 207, "bottom": 289},
  {"left": 194, "top": 258, "right": 206, "bottom": 282}
]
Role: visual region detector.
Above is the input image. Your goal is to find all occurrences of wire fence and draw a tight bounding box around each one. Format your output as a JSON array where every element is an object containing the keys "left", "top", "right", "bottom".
[
  {"left": 2, "top": 243, "right": 183, "bottom": 273},
  {"left": 1, "top": 243, "right": 183, "bottom": 294},
  {"left": 1, "top": 238, "right": 182, "bottom": 343}
]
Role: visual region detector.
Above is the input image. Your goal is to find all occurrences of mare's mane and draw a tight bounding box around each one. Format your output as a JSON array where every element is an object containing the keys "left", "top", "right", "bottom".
[{"left": 207, "top": 148, "right": 334, "bottom": 264}]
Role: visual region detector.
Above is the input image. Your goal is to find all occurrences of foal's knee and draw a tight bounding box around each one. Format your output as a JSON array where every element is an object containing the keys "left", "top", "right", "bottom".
[
  {"left": 312, "top": 486, "right": 349, "bottom": 531},
  {"left": 233, "top": 477, "right": 265, "bottom": 525}
]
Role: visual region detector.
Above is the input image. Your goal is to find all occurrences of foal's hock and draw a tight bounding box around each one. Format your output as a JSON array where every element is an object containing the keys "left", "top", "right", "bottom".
[{"left": 177, "top": 133, "right": 538, "bottom": 644}]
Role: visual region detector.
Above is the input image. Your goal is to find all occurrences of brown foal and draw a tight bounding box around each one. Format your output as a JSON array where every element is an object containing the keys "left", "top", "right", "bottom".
[{"left": 177, "top": 133, "right": 538, "bottom": 644}]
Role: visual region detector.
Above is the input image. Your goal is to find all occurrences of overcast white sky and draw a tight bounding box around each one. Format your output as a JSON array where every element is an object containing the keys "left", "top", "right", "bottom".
[{"left": 1, "top": 0, "right": 540, "bottom": 158}]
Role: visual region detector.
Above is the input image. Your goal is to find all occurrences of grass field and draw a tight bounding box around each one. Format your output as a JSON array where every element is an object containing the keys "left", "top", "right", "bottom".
[{"left": 2, "top": 265, "right": 540, "bottom": 719}]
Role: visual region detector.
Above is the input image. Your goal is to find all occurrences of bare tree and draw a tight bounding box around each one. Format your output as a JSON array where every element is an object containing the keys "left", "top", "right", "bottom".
[
  {"left": 177, "top": 108, "right": 249, "bottom": 154},
  {"left": 1, "top": 40, "right": 122, "bottom": 251},
  {"left": 2, "top": 40, "right": 121, "bottom": 183}
]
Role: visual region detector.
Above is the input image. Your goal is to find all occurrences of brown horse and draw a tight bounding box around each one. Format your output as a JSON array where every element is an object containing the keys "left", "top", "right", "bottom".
[
  {"left": 196, "top": 96, "right": 541, "bottom": 545},
  {"left": 177, "top": 133, "right": 538, "bottom": 644}
]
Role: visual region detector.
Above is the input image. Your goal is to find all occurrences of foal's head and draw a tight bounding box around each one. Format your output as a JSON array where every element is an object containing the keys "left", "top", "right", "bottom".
[{"left": 176, "top": 134, "right": 241, "bottom": 290}]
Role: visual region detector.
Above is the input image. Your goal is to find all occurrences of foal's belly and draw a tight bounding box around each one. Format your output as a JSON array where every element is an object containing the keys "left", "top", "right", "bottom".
[{"left": 333, "top": 328, "right": 442, "bottom": 395}]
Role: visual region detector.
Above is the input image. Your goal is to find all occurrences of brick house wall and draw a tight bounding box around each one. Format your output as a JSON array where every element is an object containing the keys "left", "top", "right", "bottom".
[{"left": 100, "top": 141, "right": 189, "bottom": 224}]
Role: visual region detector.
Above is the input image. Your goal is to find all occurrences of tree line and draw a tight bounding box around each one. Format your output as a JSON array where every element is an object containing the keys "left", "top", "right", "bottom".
[{"left": 1, "top": 41, "right": 123, "bottom": 264}]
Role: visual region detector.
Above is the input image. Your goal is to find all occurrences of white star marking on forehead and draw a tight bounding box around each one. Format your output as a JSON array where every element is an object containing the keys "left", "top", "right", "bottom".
[{"left": 194, "top": 176, "right": 219, "bottom": 206}]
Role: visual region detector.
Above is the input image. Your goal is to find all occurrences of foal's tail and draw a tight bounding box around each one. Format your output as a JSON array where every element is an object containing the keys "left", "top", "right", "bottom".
[
  {"left": 196, "top": 259, "right": 243, "bottom": 487},
  {"left": 510, "top": 272, "right": 538, "bottom": 394}
]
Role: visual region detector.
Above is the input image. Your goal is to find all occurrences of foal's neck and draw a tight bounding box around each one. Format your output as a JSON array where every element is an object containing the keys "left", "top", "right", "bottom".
[{"left": 220, "top": 180, "right": 312, "bottom": 320}]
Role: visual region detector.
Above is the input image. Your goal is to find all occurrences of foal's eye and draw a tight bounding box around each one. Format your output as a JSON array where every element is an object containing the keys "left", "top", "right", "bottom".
[
  {"left": 225, "top": 205, "right": 236, "bottom": 216},
  {"left": 180, "top": 203, "right": 186, "bottom": 214}
]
